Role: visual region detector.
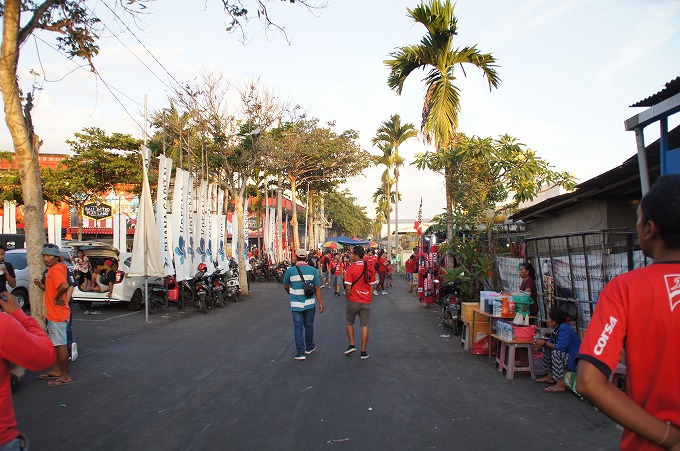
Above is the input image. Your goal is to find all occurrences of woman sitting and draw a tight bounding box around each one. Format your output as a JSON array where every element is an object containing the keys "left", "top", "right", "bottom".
[{"left": 533, "top": 308, "right": 582, "bottom": 393}]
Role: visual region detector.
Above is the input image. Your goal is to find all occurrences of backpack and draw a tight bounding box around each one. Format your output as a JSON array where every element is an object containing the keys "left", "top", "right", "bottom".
[
  {"left": 330, "top": 263, "right": 336, "bottom": 275},
  {"left": 295, "top": 266, "right": 316, "bottom": 298}
]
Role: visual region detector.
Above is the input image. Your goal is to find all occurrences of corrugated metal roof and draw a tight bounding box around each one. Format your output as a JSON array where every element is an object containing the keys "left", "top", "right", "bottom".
[{"left": 630, "top": 76, "right": 680, "bottom": 107}]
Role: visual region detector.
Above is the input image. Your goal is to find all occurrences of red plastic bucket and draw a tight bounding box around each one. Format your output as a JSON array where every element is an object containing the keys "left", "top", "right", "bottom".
[{"left": 513, "top": 325, "right": 537, "bottom": 341}]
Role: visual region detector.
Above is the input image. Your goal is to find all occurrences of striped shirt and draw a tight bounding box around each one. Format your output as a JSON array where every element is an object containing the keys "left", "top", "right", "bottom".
[{"left": 283, "top": 262, "right": 320, "bottom": 311}]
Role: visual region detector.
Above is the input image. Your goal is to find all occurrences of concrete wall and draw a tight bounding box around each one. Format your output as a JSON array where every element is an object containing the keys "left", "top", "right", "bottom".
[
  {"left": 527, "top": 201, "right": 608, "bottom": 237},
  {"left": 526, "top": 198, "right": 638, "bottom": 237}
]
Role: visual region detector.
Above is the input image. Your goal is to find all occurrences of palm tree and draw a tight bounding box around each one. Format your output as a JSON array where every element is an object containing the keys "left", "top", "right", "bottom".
[
  {"left": 371, "top": 143, "right": 397, "bottom": 257},
  {"left": 384, "top": 0, "right": 500, "bottom": 257},
  {"left": 372, "top": 114, "right": 417, "bottom": 265}
]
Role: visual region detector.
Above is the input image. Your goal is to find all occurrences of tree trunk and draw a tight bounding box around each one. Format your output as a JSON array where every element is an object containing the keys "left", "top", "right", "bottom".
[
  {"left": 78, "top": 210, "right": 84, "bottom": 241},
  {"left": 307, "top": 189, "right": 315, "bottom": 250},
  {"left": 394, "top": 171, "right": 399, "bottom": 267},
  {"left": 1, "top": 2, "right": 47, "bottom": 327},
  {"left": 386, "top": 174, "right": 391, "bottom": 261},
  {"left": 233, "top": 194, "right": 249, "bottom": 295},
  {"left": 289, "top": 177, "right": 299, "bottom": 251},
  {"left": 445, "top": 165, "right": 454, "bottom": 270}
]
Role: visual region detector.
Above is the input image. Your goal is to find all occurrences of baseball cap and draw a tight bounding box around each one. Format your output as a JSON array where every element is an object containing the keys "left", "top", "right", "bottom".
[
  {"left": 295, "top": 248, "right": 308, "bottom": 258},
  {"left": 104, "top": 259, "right": 114, "bottom": 267},
  {"left": 41, "top": 243, "right": 60, "bottom": 257}
]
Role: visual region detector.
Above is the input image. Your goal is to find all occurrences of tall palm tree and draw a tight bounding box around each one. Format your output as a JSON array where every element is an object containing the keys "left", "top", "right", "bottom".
[
  {"left": 384, "top": 0, "right": 500, "bottom": 256},
  {"left": 372, "top": 114, "right": 417, "bottom": 264},
  {"left": 371, "top": 143, "right": 396, "bottom": 256}
]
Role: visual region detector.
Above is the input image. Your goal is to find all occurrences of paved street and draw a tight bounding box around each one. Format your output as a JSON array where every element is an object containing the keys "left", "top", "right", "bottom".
[{"left": 15, "top": 276, "right": 620, "bottom": 450}]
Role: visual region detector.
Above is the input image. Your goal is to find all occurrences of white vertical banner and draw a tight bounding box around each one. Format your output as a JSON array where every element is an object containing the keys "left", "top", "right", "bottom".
[
  {"left": 128, "top": 163, "right": 164, "bottom": 278},
  {"left": 155, "top": 155, "right": 174, "bottom": 276},
  {"left": 112, "top": 214, "right": 127, "bottom": 252},
  {"left": 229, "top": 216, "right": 236, "bottom": 260},
  {"left": 198, "top": 180, "right": 213, "bottom": 273},
  {"left": 204, "top": 184, "right": 216, "bottom": 272},
  {"left": 268, "top": 207, "right": 276, "bottom": 264},
  {"left": 185, "top": 175, "right": 196, "bottom": 277},
  {"left": 0, "top": 216, "right": 3, "bottom": 234},
  {"left": 47, "top": 215, "right": 62, "bottom": 247},
  {"left": 2, "top": 201, "right": 8, "bottom": 233},
  {"left": 219, "top": 214, "right": 226, "bottom": 266},
  {"left": 171, "top": 169, "right": 189, "bottom": 281}
]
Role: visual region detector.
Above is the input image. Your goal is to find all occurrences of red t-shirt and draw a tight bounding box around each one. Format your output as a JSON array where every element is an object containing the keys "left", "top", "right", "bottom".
[
  {"left": 405, "top": 259, "right": 415, "bottom": 274},
  {"left": 577, "top": 263, "right": 680, "bottom": 450},
  {"left": 344, "top": 261, "right": 374, "bottom": 303},
  {"left": 1, "top": 309, "right": 56, "bottom": 445},
  {"left": 377, "top": 257, "right": 388, "bottom": 273},
  {"left": 331, "top": 260, "right": 344, "bottom": 275}
]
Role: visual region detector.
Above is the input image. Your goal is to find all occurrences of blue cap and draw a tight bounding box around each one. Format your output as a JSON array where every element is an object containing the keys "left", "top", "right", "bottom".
[{"left": 41, "top": 244, "right": 60, "bottom": 257}]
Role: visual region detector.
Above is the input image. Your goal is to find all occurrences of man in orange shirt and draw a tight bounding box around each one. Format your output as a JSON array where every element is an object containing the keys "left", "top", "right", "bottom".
[{"left": 36, "top": 244, "right": 73, "bottom": 386}]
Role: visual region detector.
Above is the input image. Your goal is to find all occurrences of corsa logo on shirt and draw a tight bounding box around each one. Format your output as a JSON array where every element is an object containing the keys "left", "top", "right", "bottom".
[
  {"left": 593, "top": 316, "right": 618, "bottom": 356},
  {"left": 664, "top": 274, "right": 680, "bottom": 312}
]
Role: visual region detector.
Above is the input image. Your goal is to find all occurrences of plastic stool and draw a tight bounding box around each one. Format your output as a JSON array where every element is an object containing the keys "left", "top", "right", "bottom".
[
  {"left": 498, "top": 342, "right": 535, "bottom": 380},
  {"left": 461, "top": 322, "right": 470, "bottom": 350}
]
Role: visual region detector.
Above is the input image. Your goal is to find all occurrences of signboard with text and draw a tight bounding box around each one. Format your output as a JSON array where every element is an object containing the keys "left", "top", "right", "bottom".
[{"left": 82, "top": 202, "right": 113, "bottom": 220}]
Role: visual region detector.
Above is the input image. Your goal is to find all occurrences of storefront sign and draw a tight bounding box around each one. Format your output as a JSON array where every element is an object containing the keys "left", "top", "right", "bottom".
[{"left": 83, "top": 202, "right": 113, "bottom": 220}]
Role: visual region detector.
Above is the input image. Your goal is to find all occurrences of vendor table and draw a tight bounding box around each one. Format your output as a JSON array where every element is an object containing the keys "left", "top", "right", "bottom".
[{"left": 471, "top": 308, "right": 535, "bottom": 366}]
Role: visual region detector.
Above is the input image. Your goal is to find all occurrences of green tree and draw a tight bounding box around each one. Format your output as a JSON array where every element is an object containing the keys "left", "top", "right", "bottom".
[
  {"left": 414, "top": 133, "right": 576, "bottom": 299},
  {"left": 45, "top": 128, "right": 143, "bottom": 241},
  {"left": 384, "top": 0, "right": 500, "bottom": 257},
  {"left": 371, "top": 114, "right": 417, "bottom": 261},
  {"left": 266, "top": 118, "right": 369, "bottom": 250},
  {"left": 324, "top": 189, "right": 372, "bottom": 238},
  {"left": 0, "top": 0, "right": 323, "bottom": 326}
]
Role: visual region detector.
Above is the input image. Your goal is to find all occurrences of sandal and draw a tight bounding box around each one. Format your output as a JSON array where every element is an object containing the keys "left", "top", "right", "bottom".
[
  {"left": 544, "top": 385, "right": 566, "bottom": 393},
  {"left": 39, "top": 373, "right": 61, "bottom": 380},
  {"left": 535, "top": 376, "right": 556, "bottom": 384},
  {"left": 48, "top": 379, "right": 73, "bottom": 387}
]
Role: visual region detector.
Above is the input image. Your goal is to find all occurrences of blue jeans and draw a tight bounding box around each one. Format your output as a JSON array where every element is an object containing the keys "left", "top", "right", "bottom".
[{"left": 292, "top": 309, "right": 315, "bottom": 354}]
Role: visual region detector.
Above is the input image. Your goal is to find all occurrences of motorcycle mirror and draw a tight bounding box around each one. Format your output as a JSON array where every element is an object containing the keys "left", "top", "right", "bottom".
[{"left": 433, "top": 280, "right": 439, "bottom": 284}]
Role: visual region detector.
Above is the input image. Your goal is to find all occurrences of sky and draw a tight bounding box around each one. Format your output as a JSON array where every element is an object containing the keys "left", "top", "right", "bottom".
[{"left": 3, "top": 0, "right": 679, "bottom": 224}]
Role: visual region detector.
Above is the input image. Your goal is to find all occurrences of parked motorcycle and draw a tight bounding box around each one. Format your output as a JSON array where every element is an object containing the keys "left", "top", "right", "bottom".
[
  {"left": 208, "top": 268, "right": 226, "bottom": 308},
  {"left": 440, "top": 279, "right": 463, "bottom": 335},
  {"left": 148, "top": 275, "right": 182, "bottom": 314},
  {"left": 273, "top": 261, "right": 289, "bottom": 283},
  {"left": 193, "top": 263, "right": 210, "bottom": 314}
]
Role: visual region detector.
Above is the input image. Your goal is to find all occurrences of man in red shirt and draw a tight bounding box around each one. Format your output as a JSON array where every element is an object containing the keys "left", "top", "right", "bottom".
[
  {"left": 0, "top": 291, "right": 56, "bottom": 448},
  {"left": 38, "top": 244, "right": 73, "bottom": 386},
  {"left": 344, "top": 246, "right": 375, "bottom": 359},
  {"left": 405, "top": 255, "right": 416, "bottom": 293},
  {"left": 576, "top": 174, "right": 680, "bottom": 450}
]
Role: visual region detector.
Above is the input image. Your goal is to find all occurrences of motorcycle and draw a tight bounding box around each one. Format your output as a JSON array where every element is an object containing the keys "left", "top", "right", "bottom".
[
  {"left": 273, "top": 261, "right": 289, "bottom": 283},
  {"left": 223, "top": 262, "right": 241, "bottom": 302},
  {"left": 148, "top": 275, "right": 182, "bottom": 314},
  {"left": 440, "top": 279, "right": 463, "bottom": 335},
  {"left": 208, "top": 268, "right": 226, "bottom": 308},
  {"left": 193, "top": 270, "right": 210, "bottom": 314}
]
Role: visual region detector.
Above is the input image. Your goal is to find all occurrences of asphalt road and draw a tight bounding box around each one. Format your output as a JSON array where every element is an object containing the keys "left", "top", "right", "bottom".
[{"left": 14, "top": 276, "right": 621, "bottom": 451}]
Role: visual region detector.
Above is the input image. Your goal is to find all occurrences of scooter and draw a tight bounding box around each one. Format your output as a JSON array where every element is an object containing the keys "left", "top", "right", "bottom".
[
  {"left": 193, "top": 268, "right": 210, "bottom": 314},
  {"left": 273, "top": 261, "right": 289, "bottom": 283},
  {"left": 208, "top": 268, "right": 226, "bottom": 308},
  {"left": 148, "top": 275, "right": 182, "bottom": 314},
  {"left": 224, "top": 265, "right": 241, "bottom": 302},
  {"left": 440, "top": 279, "right": 463, "bottom": 335}
]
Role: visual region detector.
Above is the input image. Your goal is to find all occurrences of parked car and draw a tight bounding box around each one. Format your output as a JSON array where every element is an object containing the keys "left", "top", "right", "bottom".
[
  {"left": 68, "top": 241, "right": 151, "bottom": 311},
  {"left": 4, "top": 247, "right": 74, "bottom": 309}
]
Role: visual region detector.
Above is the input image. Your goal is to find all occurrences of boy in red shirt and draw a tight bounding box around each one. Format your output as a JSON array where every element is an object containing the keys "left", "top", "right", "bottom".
[
  {"left": 576, "top": 174, "right": 680, "bottom": 450},
  {"left": 344, "top": 246, "right": 375, "bottom": 359}
]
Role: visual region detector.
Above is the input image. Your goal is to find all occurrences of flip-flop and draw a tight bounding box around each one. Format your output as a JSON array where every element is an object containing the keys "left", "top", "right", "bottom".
[
  {"left": 48, "top": 379, "right": 73, "bottom": 387},
  {"left": 535, "top": 377, "right": 556, "bottom": 384},
  {"left": 39, "top": 373, "right": 61, "bottom": 380},
  {"left": 544, "top": 385, "right": 566, "bottom": 393}
]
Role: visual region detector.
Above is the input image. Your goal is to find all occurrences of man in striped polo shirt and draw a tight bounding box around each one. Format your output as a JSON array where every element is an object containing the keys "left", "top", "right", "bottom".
[{"left": 283, "top": 249, "right": 324, "bottom": 360}]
